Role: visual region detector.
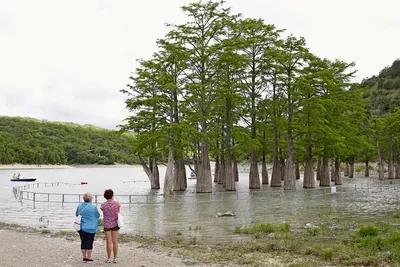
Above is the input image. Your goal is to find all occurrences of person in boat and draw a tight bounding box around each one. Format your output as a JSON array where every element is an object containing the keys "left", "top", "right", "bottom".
[
  {"left": 190, "top": 171, "right": 196, "bottom": 178},
  {"left": 12, "top": 173, "right": 16, "bottom": 178},
  {"left": 17, "top": 173, "right": 21, "bottom": 178},
  {"left": 75, "top": 192, "right": 100, "bottom": 263}
]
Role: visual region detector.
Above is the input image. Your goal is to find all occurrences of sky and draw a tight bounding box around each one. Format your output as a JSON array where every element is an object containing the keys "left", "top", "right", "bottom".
[{"left": 0, "top": 0, "right": 399, "bottom": 129}]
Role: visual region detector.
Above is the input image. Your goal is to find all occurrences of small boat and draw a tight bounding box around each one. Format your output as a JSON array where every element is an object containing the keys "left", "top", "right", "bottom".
[{"left": 10, "top": 177, "right": 37, "bottom": 182}]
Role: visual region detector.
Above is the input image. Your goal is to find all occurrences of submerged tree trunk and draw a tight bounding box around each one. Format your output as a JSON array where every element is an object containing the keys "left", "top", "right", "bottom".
[
  {"left": 330, "top": 159, "right": 335, "bottom": 182},
  {"left": 303, "top": 138, "right": 315, "bottom": 188},
  {"left": 388, "top": 137, "right": 395, "bottom": 179},
  {"left": 249, "top": 150, "right": 260, "bottom": 189},
  {"left": 214, "top": 156, "right": 220, "bottom": 183},
  {"left": 365, "top": 160, "right": 369, "bottom": 177},
  {"left": 295, "top": 160, "right": 300, "bottom": 180},
  {"left": 219, "top": 155, "right": 225, "bottom": 186},
  {"left": 349, "top": 157, "right": 354, "bottom": 178},
  {"left": 262, "top": 152, "right": 269, "bottom": 184},
  {"left": 320, "top": 156, "right": 330, "bottom": 187},
  {"left": 316, "top": 158, "right": 322, "bottom": 181},
  {"left": 395, "top": 159, "right": 400, "bottom": 179},
  {"left": 270, "top": 75, "right": 281, "bottom": 188},
  {"left": 344, "top": 161, "right": 349, "bottom": 176},
  {"left": 280, "top": 157, "right": 285, "bottom": 181},
  {"left": 139, "top": 156, "right": 160, "bottom": 189},
  {"left": 196, "top": 136, "right": 212, "bottom": 193},
  {"left": 174, "top": 160, "right": 186, "bottom": 191},
  {"left": 377, "top": 138, "right": 384, "bottom": 180},
  {"left": 233, "top": 156, "right": 239, "bottom": 182},
  {"left": 164, "top": 130, "right": 175, "bottom": 195},
  {"left": 225, "top": 98, "right": 235, "bottom": 191},
  {"left": 334, "top": 158, "right": 342, "bottom": 185},
  {"left": 284, "top": 134, "right": 295, "bottom": 190}
]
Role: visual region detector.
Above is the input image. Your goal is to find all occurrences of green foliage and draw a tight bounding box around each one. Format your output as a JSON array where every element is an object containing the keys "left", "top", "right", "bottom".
[
  {"left": 356, "top": 224, "right": 380, "bottom": 238},
  {"left": 234, "top": 222, "right": 290, "bottom": 235},
  {"left": 0, "top": 116, "right": 136, "bottom": 165}
]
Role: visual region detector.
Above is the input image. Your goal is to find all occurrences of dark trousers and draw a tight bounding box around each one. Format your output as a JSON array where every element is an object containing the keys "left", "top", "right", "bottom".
[{"left": 79, "top": 230, "right": 95, "bottom": 250}]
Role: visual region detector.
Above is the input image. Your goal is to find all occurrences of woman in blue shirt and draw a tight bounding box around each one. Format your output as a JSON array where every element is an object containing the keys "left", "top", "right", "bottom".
[{"left": 75, "top": 192, "right": 100, "bottom": 263}]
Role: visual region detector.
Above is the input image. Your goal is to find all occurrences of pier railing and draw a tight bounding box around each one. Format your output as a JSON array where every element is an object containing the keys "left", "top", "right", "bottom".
[{"left": 12, "top": 180, "right": 400, "bottom": 206}]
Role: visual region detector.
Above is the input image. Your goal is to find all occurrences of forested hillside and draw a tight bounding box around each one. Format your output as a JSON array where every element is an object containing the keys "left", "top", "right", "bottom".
[
  {"left": 362, "top": 59, "right": 400, "bottom": 116},
  {"left": 0, "top": 116, "right": 137, "bottom": 165}
]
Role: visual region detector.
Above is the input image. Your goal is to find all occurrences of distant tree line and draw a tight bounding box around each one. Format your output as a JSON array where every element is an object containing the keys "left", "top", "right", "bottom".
[
  {"left": 0, "top": 116, "right": 137, "bottom": 165},
  {"left": 120, "top": 0, "right": 400, "bottom": 194}
]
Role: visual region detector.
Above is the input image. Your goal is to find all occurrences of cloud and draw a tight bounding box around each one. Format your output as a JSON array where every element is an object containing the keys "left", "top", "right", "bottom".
[{"left": 0, "top": 0, "right": 399, "bottom": 129}]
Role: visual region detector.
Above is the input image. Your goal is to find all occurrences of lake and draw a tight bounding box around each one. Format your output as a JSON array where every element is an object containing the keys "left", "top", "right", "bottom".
[{"left": 1, "top": 166, "right": 399, "bottom": 243}]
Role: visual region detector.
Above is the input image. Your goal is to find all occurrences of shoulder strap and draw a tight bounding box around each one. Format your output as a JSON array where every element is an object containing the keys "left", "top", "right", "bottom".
[{"left": 78, "top": 203, "right": 90, "bottom": 215}]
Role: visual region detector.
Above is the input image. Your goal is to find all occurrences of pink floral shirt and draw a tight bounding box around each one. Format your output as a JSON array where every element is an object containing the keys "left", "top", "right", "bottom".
[{"left": 100, "top": 200, "right": 120, "bottom": 228}]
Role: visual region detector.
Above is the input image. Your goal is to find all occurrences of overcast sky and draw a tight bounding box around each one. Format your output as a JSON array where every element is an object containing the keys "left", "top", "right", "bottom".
[{"left": 0, "top": 0, "right": 399, "bottom": 129}]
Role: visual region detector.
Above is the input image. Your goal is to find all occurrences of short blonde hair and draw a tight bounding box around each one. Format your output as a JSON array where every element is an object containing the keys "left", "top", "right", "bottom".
[{"left": 83, "top": 192, "right": 93, "bottom": 202}]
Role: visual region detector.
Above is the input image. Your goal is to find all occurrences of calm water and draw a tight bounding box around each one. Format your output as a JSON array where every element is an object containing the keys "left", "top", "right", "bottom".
[{"left": 1, "top": 166, "right": 399, "bottom": 243}]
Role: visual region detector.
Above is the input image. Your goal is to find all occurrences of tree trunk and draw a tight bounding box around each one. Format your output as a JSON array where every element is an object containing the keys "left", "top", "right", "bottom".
[
  {"left": 334, "top": 158, "right": 342, "bottom": 185},
  {"left": 249, "top": 150, "right": 260, "bottom": 189},
  {"left": 303, "top": 139, "right": 314, "bottom": 188},
  {"left": 196, "top": 136, "right": 212, "bottom": 193},
  {"left": 396, "top": 150, "right": 400, "bottom": 179},
  {"left": 284, "top": 136, "right": 295, "bottom": 190},
  {"left": 388, "top": 137, "right": 394, "bottom": 179},
  {"left": 377, "top": 138, "right": 384, "bottom": 180},
  {"left": 214, "top": 156, "right": 220, "bottom": 183},
  {"left": 330, "top": 159, "right": 335, "bottom": 182},
  {"left": 139, "top": 156, "right": 160, "bottom": 189},
  {"left": 262, "top": 153, "right": 268, "bottom": 184},
  {"left": 164, "top": 130, "right": 175, "bottom": 195},
  {"left": 320, "top": 156, "right": 330, "bottom": 187},
  {"left": 233, "top": 156, "right": 239, "bottom": 182},
  {"left": 270, "top": 159, "right": 281, "bottom": 187},
  {"left": 225, "top": 158, "right": 234, "bottom": 191},
  {"left": 344, "top": 161, "right": 349, "bottom": 176},
  {"left": 295, "top": 160, "right": 300, "bottom": 180},
  {"left": 349, "top": 157, "right": 354, "bottom": 178},
  {"left": 270, "top": 74, "right": 281, "bottom": 188},
  {"left": 174, "top": 160, "right": 186, "bottom": 191},
  {"left": 316, "top": 158, "right": 322, "bottom": 181},
  {"left": 365, "top": 160, "right": 369, "bottom": 177},
  {"left": 280, "top": 157, "right": 285, "bottom": 181},
  {"left": 218, "top": 155, "right": 225, "bottom": 185},
  {"left": 225, "top": 97, "right": 235, "bottom": 191}
]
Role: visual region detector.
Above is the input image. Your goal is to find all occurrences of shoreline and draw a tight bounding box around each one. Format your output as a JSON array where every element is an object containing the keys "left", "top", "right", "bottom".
[{"left": 0, "top": 163, "right": 138, "bottom": 170}]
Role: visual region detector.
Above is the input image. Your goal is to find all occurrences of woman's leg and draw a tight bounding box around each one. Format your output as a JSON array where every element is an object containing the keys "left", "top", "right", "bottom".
[
  {"left": 86, "top": 233, "right": 95, "bottom": 260},
  {"left": 78, "top": 230, "right": 87, "bottom": 259},
  {"left": 111, "top": 230, "right": 119, "bottom": 259},
  {"left": 105, "top": 231, "right": 112, "bottom": 259}
]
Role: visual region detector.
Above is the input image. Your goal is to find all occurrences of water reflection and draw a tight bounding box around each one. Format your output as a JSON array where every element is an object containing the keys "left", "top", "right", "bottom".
[{"left": 1, "top": 167, "right": 400, "bottom": 244}]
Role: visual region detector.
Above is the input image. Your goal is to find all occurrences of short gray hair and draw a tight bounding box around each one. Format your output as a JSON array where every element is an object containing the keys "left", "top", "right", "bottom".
[{"left": 83, "top": 192, "right": 93, "bottom": 202}]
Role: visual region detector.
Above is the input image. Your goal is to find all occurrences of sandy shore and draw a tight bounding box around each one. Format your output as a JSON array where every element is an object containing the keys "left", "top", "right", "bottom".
[
  {"left": 0, "top": 164, "right": 74, "bottom": 170},
  {"left": 0, "top": 228, "right": 229, "bottom": 267}
]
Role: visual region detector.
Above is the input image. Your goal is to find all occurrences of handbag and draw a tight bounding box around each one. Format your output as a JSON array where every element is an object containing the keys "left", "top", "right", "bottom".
[
  {"left": 117, "top": 213, "right": 124, "bottom": 228},
  {"left": 73, "top": 204, "right": 89, "bottom": 231}
]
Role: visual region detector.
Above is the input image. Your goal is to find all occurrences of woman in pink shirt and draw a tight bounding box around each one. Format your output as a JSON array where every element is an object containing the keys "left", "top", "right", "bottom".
[{"left": 100, "top": 189, "right": 120, "bottom": 263}]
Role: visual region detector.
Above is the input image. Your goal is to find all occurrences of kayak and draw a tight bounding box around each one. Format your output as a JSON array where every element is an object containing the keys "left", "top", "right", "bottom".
[{"left": 10, "top": 177, "right": 37, "bottom": 182}]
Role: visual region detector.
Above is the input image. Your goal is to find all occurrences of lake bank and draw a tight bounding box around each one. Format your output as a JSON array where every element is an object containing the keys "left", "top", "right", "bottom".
[
  {"left": 0, "top": 163, "right": 136, "bottom": 170},
  {"left": 0, "top": 223, "right": 232, "bottom": 267}
]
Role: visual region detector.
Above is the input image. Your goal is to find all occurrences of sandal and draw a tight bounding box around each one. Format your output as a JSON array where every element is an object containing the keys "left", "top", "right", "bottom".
[
  {"left": 105, "top": 259, "right": 112, "bottom": 263},
  {"left": 113, "top": 258, "right": 118, "bottom": 263}
]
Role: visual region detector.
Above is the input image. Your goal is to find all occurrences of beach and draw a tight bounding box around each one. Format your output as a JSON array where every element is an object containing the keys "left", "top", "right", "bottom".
[{"left": 0, "top": 228, "right": 229, "bottom": 267}]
